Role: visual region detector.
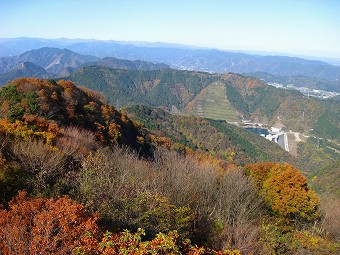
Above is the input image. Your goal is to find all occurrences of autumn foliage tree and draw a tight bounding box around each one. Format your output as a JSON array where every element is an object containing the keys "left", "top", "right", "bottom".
[
  {"left": 244, "top": 162, "right": 319, "bottom": 222},
  {"left": 0, "top": 191, "right": 99, "bottom": 255},
  {"left": 75, "top": 228, "right": 241, "bottom": 255}
]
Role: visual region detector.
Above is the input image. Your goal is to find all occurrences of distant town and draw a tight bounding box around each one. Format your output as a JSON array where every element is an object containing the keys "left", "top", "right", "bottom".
[{"left": 267, "top": 82, "right": 340, "bottom": 99}]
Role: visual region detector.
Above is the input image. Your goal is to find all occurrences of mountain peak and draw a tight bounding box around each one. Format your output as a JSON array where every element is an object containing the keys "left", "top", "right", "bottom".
[{"left": 0, "top": 47, "right": 98, "bottom": 77}]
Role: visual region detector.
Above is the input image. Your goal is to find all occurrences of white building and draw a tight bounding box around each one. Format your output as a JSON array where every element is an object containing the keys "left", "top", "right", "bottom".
[{"left": 271, "top": 127, "right": 281, "bottom": 133}]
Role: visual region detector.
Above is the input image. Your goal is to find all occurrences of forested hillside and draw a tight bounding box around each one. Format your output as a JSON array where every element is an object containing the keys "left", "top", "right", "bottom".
[
  {"left": 70, "top": 65, "right": 339, "bottom": 199},
  {"left": 124, "top": 105, "right": 299, "bottom": 166},
  {"left": 68, "top": 66, "right": 340, "bottom": 141},
  {"left": 1, "top": 78, "right": 339, "bottom": 254},
  {"left": 223, "top": 73, "right": 340, "bottom": 141},
  {"left": 68, "top": 65, "right": 220, "bottom": 107}
]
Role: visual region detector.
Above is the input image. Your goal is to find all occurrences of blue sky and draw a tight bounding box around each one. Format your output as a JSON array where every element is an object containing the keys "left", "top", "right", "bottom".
[{"left": 1, "top": 0, "right": 339, "bottom": 58}]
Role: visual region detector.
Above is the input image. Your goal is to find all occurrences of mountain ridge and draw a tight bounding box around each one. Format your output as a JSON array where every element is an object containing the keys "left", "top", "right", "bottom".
[
  {"left": 0, "top": 48, "right": 173, "bottom": 86},
  {"left": 0, "top": 62, "right": 49, "bottom": 85},
  {"left": 0, "top": 47, "right": 99, "bottom": 76},
  {"left": 88, "top": 57, "right": 170, "bottom": 70},
  {"left": 1, "top": 38, "right": 340, "bottom": 82}
]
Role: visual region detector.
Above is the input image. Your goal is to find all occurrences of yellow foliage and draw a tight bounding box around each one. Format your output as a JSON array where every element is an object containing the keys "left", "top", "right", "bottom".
[
  {"left": 83, "top": 101, "right": 96, "bottom": 112},
  {"left": 245, "top": 162, "right": 319, "bottom": 221},
  {"left": 136, "top": 135, "right": 145, "bottom": 144},
  {"left": 108, "top": 122, "right": 121, "bottom": 143},
  {"left": 150, "top": 134, "right": 172, "bottom": 147},
  {"left": 291, "top": 230, "right": 340, "bottom": 254},
  {"left": 101, "top": 105, "right": 115, "bottom": 121},
  {"left": 0, "top": 119, "right": 58, "bottom": 144}
]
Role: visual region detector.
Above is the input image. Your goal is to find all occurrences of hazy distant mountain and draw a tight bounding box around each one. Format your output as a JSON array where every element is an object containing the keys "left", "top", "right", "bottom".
[
  {"left": 179, "top": 51, "right": 340, "bottom": 81},
  {"left": 87, "top": 57, "right": 170, "bottom": 70},
  {"left": 2, "top": 38, "right": 340, "bottom": 83},
  {"left": 65, "top": 41, "right": 340, "bottom": 81},
  {"left": 0, "top": 46, "right": 171, "bottom": 74},
  {"left": 0, "top": 38, "right": 53, "bottom": 56},
  {"left": 0, "top": 62, "right": 49, "bottom": 86},
  {"left": 0, "top": 37, "right": 99, "bottom": 56},
  {"left": 0, "top": 47, "right": 99, "bottom": 76},
  {"left": 15, "top": 47, "right": 98, "bottom": 75}
]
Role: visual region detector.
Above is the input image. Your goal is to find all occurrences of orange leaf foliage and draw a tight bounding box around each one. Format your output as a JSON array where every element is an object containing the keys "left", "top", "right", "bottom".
[
  {"left": 75, "top": 228, "right": 241, "bottom": 255},
  {"left": 0, "top": 191, "right": 99, "bottom": 255},
  {"left": 245, "top": 162, "right": 319, "bottom": 221}
]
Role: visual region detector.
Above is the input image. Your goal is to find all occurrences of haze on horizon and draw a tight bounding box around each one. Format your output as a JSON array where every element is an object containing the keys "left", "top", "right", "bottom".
[{"left": 1, "top": 0, "right": 339, "bottom": 59}]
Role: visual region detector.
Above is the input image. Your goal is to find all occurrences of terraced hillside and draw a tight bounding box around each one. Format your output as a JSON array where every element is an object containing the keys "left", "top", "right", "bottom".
[{"left": 183, "top": 81, "right": 239, "bottom": 122}]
